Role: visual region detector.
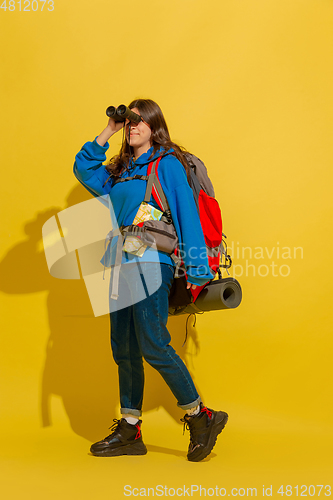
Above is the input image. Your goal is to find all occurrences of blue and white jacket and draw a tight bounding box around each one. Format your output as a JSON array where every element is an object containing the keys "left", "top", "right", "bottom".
[{"left": 73, "top": 138, "right": 214, "bottom": 286}]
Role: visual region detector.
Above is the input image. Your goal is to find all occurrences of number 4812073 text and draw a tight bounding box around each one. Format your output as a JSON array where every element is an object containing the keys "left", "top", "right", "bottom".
[{"left": 1, "top": 0, "right": 54, "bottom": 11}]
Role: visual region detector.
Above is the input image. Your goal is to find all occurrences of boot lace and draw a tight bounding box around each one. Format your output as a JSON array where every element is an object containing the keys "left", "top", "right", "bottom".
[
  {"left": 102, "top": 418, "right": 122, "bottom": 441},
  {"left": 181, "top": 417, "right": 200, "bottom": 449},
  {"left": 181, "top": 406, "right": 212, "bottom": 442},
  {"left": 103, "top": 418, "right": 142, "bottom": 441},
  {"left": 134, "top": 424, "right": 141, "bottom": 439}
]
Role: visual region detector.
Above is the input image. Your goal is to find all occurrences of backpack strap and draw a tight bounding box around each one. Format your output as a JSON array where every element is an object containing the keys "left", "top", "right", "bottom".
[
  {"left": 111, "top": 159, "right": 169, "bottom": 212},
  {"left": 145, "top": 158, "right": 184, "bottom": 276},
  {"left": 218, "top": 233, "right": 232, "bottom": 278},
  {"left": 113, "top": 174, "right": 149, "bottom": 185},
  {"left": 145, "top": 158, "right": 169, "bottom": 212}
]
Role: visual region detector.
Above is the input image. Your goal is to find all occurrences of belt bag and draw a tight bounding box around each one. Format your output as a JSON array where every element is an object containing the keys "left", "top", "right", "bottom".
[{"left": 138, "top": 220, "right": 178, "bottom": 254}]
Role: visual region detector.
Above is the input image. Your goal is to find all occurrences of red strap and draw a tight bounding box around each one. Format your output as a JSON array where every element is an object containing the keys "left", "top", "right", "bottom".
[
  {"left": 135, "top": 423, "right": 141, "bottom": 439},
  {"left": 201, "top": 406, "right": 212, "bottom": 419},
  {"left": 147, "top": 157, "right": 178, "bottom": 260},
  {"left": 147, "top": 157, "right": 164, "bottom": 211},
  {"left": 147, "top": 156, "right": 161, "bottom": 176}
]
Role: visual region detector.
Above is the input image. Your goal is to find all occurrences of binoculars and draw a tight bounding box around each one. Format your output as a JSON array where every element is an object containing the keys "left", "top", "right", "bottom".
[{"left": 106, "top": 105, "right": 142, "bottom": 123}]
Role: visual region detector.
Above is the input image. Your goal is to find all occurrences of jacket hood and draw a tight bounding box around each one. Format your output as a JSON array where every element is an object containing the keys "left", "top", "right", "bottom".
[{"left": 130, "top": 146, "right": 174, "bottom": 168}]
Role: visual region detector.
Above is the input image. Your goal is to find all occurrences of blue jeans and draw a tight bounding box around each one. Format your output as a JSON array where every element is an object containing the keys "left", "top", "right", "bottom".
[{"left": 109, "top": 262, "right": 201, "bottom": 417}]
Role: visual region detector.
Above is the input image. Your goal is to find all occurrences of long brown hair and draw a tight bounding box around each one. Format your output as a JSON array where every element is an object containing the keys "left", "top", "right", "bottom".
[{"left": 105, "top": 99, "right": 191, "bottom": 180}]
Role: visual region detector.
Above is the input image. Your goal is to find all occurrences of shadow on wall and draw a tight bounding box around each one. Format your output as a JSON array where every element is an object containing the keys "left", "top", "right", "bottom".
[{"left": 0, "top": 185, "right": 203, "bottom": 442}]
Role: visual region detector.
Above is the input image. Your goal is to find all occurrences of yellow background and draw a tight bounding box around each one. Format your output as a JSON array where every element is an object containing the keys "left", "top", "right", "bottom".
[{"left": 1, "top": 0, "right": 332, "bottom": 498}]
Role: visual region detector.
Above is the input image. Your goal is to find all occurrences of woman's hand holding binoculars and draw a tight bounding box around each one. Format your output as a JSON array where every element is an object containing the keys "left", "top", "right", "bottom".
[
  {"left": 96, "top": 107, "right": 124, "bottom": 147},
  {"left": 96, "top": 119, "right": 123, "bottom": 147},
  {"left": 106, "top": 116, "right": 125, "bottom": 135},
  {"left": 96, "top": 105, "right": 142, "bottom": 147}
]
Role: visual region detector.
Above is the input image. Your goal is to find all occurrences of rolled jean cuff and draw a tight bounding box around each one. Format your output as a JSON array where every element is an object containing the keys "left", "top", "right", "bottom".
[
  {"left": 177, "top": 395, "right": 201, "bottom": 411},
  {"left": 121, "top": 407, "right": 142, "bottom": 417}
]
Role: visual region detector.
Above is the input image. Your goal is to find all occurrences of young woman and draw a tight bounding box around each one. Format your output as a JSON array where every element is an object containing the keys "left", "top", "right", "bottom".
[{"left": 73, "top": 99, "right": 228, "bottom": 462}]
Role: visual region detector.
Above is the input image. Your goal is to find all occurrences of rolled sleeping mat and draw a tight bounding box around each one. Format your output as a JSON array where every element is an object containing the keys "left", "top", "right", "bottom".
[{"left": 183, "top": 278, "right": 242, "bottom": 315}]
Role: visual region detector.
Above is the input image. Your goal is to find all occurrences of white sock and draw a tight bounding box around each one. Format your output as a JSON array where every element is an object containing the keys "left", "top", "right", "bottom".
[
  {"left": 122, "top": 415, "right": 139, "bottom": 425},
  {"left": 186, "top": 404, "right": 201, "bottom": 417}
]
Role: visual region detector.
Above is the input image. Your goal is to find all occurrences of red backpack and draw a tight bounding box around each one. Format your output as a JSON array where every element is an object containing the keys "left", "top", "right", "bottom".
[{"left": 142, "top": 153, "right": 232, "bottom": 313}]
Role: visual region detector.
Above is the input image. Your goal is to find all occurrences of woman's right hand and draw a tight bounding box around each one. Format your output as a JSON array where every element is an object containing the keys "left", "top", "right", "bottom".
[
  {"left": 96, "top": 117, "right": 124, "bottom": 147},
  {"left": 106, "top": 117, "right": 124, "bottom": 135}
]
